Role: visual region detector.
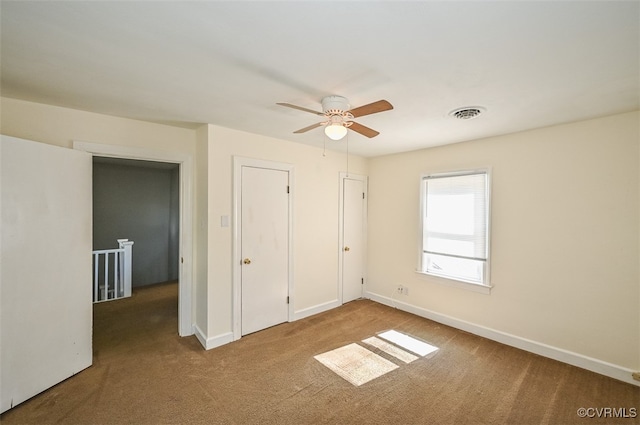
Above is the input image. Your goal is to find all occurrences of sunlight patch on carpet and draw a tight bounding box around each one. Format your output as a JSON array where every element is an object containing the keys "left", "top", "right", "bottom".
[
  {"left": 378, "top": 330, "right": 439, "bottom": 357},
  {"left": 314, "top": 343, "right": 398, "bottom": 386},
  {"left": 362, "top": 336, "right": 418, "bottom": 363}
]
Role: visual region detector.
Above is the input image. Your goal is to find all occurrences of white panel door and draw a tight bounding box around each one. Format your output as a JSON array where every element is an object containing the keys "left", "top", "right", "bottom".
[
  {"left": 1, "top": 136, "right": 92, "bottom": 413},
  {"left": 342, "top": 177, "right": 366, "bottom": 303},
  {"left": 241, "top": 166, "right": 289, "bottom": 335}
]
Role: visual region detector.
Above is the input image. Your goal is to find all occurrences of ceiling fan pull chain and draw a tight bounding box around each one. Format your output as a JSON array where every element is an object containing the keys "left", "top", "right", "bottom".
[
  {"left": 323, "top": 133, "right": 327, "bottom": 157},
  {"left": 346, "top": 131, "right": 350, "bottom": 177}
]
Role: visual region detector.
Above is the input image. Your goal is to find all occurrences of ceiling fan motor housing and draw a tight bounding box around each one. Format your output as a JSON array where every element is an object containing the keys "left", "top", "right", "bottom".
[{"left": 322, "top": 95, "right": 350, "bottom": 115}]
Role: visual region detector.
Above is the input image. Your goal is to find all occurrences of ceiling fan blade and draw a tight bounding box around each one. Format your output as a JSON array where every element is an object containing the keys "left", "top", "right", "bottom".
[
  {"left": 277, "top": 102, "right": 325, "bottom": 116},
  {"left": 348, "top": 100, "right": 393, "bottom": 118},
  {"left": 348, "top": 122, "right": 380, "bottom": 138},
  {"left": 294, "top": 122, "right": 324, "bottom": 134}
]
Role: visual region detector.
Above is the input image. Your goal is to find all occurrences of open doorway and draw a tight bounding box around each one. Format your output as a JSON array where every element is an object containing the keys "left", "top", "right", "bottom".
[
  {"left": 74, "top": 141, "right": 193, "bottom": 338},
  {"left": 92, "top": 158, "right": 180, "bottom": 343},
  {"left": 93, "top": 157, "right": 180, "bottom": 289}
]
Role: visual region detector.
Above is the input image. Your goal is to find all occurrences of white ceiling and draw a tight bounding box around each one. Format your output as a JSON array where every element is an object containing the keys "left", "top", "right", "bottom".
[{"left": 1, "top": 1, "right": 638, "bottom": 157}]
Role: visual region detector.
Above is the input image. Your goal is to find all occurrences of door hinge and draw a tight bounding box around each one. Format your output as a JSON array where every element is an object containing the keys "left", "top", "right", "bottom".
[
  {"left": 361, "top": 278, "right": 364, "bottom": 285},
  {"left": 287, "top": 185, "right": 290, "bottom": 194},
  {"left": 363, "top": 192, "right": 365, "bottom": 199},
  {"left": 287, "top": 296, "right": 290, "bottom": 304}
]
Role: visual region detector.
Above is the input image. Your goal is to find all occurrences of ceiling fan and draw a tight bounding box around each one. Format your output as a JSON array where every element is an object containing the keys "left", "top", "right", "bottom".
[{"left": 277, "top": 96, "right": 393, "bottom": 140}]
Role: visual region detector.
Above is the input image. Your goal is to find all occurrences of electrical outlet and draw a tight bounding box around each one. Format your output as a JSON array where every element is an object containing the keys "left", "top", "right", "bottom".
[{"left": 396, "top": 285, "right": 404, "bottom": 294}]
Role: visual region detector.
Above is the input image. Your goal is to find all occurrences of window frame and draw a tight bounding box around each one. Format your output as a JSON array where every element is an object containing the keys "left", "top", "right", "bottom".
[{"left": 417, "top": 168, "right": 492, "bottom": 294}]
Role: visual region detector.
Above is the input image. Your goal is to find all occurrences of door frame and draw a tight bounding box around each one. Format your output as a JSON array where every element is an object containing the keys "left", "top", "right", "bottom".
[
  {"left": 74, "top": 141, "right": 194, "bottom": 337},
  {"left": 338, "top": 172, "right": 368, "bottom": 304},
  {"left": 233, "top": 156, "right": 294, "bottom": 340}
]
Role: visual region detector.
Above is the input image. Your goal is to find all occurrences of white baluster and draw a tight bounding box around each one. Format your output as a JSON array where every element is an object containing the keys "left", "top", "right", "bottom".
[
  {"left": 94, "top": 252, "right": 99, "bottom": 302},
  {"left": 105, "top": 252, "right": 109, "bottom": 300},
  {"left": 114, "top": 250, "right": 119, "bottom": 299}
]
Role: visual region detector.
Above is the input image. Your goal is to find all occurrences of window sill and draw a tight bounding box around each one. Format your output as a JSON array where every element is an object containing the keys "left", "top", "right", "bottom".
[{"left": 415, "top": 270, "right": 492, "bottom": 295}]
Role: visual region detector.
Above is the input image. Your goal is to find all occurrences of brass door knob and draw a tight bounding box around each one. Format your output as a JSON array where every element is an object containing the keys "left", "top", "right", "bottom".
[
  {"left": 243, "top": 258, "right": 251, "bottom": 265},
  {"left": 344, "top": 247, "right": 350, "bottom": 252}
]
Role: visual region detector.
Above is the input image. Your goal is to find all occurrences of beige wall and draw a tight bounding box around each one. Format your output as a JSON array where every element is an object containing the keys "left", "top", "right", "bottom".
[
  {"left": 1, "top": 97, "right": 367, "bottom": 345},
  {"left": 203, "top": 124, "right": 367, "bottom": 338},
  {"left": 367, "top": 111, "right": 639, "bottom": 370}
]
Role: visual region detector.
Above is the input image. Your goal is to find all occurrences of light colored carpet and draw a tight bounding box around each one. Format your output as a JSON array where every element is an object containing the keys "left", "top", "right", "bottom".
[
  {"left": 2, "top": 283, "right": 638, "bottom": 424},
  {"left": 314, "top": 342, "right": 398, "bottom": 386},
  {"left": 362, "top": 336, "right": 418, "bottom": 363},
  {"left": 315, "top": 329, "right": 438, "bottom": 386},
  {"left": 378, "top": 329, "right": 439, "bottom": 356}
]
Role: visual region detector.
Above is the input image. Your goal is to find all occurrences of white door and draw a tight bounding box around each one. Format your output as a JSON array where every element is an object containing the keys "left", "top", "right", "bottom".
[
  {"left": 1, "top": 136, "right": 92, "bottom": 413},
  {"left": 240, "top": 166, "right": 290, "bottom": 335},
  {"left": 341, "top": 175, "right": 366, "bottom": 303}
]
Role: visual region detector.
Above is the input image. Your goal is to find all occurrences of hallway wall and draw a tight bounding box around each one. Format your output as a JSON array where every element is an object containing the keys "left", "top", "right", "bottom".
[{"left": 93, "top": 159, "right": 179, "bottom": 287}]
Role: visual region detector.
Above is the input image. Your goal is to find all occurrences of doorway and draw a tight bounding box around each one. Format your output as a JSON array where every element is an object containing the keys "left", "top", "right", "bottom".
[
  {"left": 339, "top": 173, "right": 367, "bottom": 304},
  {"left": 233, "top": 157, "right": 294, "bottom": 339},
  {"left": 74, "top": 141, "right": 194, "bottom": 337},
  {"left": 93, "top": 157, "right": 180, "bottom": 289}
]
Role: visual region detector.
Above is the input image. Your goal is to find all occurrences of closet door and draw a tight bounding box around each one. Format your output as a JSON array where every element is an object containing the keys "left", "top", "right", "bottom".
[
  {"left": 240, "top": 165, "right": 290, "bottom": 335},
  {"left": 341, "top": 175, "right": 366, "bottom": 303}
]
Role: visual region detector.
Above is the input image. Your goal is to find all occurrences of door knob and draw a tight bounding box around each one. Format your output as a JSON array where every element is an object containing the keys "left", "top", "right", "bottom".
[
  {"left": 243, "top": 258, "right": 251, "bottom": 265},
  {"left": 344, "top": 246, "right": 350, "bottom": 252}
]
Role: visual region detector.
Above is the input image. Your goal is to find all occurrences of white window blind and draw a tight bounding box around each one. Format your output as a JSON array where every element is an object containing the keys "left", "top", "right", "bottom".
[{"left": 422, "top": 171, "right": 489, "bottom": 285}]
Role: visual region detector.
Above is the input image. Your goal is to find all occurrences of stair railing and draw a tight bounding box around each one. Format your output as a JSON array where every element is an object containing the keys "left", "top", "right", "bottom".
[{"left": 92, "top": 239, "right": 134, "bottom": 303}]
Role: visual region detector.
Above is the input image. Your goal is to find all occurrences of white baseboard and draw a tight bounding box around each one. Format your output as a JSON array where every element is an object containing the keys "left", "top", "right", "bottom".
[
  {"left": 293, "top": 299, "right": 341, "bottom": 321},
  {"left": 191, "top": 300, "right": 341, "bottom": 351},
  {"left": 366, "top": 291, "right": 639, "bottom": 387},
  {"left": 193, "top": 325, "right": 234, "bottom": 351}
]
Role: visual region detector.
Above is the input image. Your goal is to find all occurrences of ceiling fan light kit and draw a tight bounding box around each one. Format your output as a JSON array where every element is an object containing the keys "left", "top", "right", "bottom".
[
  {"left": 325, "top": 123, "right": 348, "bottom": 140},
  {"left": 277, "top": 95, "right": 393, "bottom": 140},
  {"left": 324, "top": 114, "right": 351, "bottom": 140}
]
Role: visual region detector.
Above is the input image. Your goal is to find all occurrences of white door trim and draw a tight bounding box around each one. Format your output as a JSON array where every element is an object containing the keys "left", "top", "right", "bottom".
[
  {"left": 73, "top": 141, "right": 194, "bottom": 337},
  {"left": 338, "top": 172, "right": 368, "bottom": 304},
  {"left": 233, "top": 156, "right": 294, "bottom": 340}
]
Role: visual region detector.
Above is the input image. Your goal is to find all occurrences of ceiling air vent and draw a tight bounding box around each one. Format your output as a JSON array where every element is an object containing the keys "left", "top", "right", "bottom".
[{"left": 449, "top": 106, "right": 485, "bottom": 120}]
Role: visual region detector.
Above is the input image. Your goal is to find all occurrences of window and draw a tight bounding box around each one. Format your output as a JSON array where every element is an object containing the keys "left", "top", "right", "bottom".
[{"left": 420, "top": 170, "right": 490, "bottom": 288}]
